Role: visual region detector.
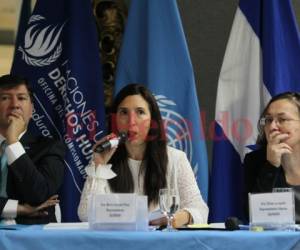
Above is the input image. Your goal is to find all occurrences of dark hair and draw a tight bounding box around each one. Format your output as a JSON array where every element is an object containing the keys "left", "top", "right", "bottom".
[
  {"left": 0, "top": 74, "right": 33, "bottom": 102},
  {"left": 108, "top": 83, "right": 168, "bottom": 206},
  {"left": 257, "top": 91, "right": 300, "bottom": 145}
]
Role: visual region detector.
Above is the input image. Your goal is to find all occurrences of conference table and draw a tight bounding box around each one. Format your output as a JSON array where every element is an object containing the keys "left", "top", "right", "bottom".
[{"left": 1, "top": 224, "right": 300, "bottom": 250}]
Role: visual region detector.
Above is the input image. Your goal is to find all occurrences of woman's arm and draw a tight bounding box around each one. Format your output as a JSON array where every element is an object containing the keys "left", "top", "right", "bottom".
[
  {"left": 174, "top": 150, "right": 209, "bottom": 226},
  {"left": 77, "top": 161, "right": 116, "bottom": 222}
]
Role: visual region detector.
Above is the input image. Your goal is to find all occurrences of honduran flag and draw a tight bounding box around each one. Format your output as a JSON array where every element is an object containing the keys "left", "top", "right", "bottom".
[
  {"left": 115, "top": 0, "right": 209, "bottom": 201},
  {"left": 209, "top": 0, "right": 300, "bottom": 222}
]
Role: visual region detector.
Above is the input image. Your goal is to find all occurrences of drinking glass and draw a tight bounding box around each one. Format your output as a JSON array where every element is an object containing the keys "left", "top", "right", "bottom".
[{"left": 159, "top": 188, "right": 179, "bottom": 231}]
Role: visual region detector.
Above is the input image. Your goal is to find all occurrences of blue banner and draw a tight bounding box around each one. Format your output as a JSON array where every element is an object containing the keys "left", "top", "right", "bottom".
[
  {"left": 210, "top": 0, "right": 300, "bottom": 222},
  {"left": 115, "top": 0, "right": 208, "bottom": 201},
  {"left": 11, "top": 0, "right": 106, "bottom": 221}
]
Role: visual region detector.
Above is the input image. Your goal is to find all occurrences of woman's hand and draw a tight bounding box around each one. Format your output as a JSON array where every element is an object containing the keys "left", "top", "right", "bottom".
[
  {"left": 149, "top": 210, "right": 191, "bottom": 228},
  {"left": 266, "top": 131, "right": 292, "bottom": 167},
  {"left": 172, "top": 210, "right": 191, "bottom": 228},
  {"left": 17, "top": 195, "right": 59, "bottom": 217},
  {"left": 92, "top": 133, "right": 118, "bottom": 166}
]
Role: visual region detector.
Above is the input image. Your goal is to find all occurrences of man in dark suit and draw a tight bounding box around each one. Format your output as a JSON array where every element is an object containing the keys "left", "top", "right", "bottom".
[{"left": 0, "top": 74, "right": 65, "bottom": 224}]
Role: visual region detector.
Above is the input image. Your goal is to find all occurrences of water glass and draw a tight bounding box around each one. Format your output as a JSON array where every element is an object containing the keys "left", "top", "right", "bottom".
[{"left": 159, "top": 188, "right": 179, "bottom": 231}]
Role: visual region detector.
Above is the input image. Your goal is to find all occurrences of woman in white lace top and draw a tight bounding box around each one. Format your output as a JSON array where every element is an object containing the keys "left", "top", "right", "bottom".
[{"left": 78, "top": 84, "right": 208, "bottom": 227}]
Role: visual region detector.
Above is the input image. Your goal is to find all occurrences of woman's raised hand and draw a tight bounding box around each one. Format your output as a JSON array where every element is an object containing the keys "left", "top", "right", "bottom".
[{"left": 92, "top": 133, "right": 118, "bottom": 166}]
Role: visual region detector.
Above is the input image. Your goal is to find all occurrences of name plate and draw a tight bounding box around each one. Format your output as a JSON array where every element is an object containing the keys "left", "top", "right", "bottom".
[
  {"left": 94, "top": 194, "right": 136, "bottom": 223},
  {"left": 88, "top": 193, "right": 148, "bottom": 231},
  {"left": 249, "top": 192, "right": 295, "bottom": 225}
]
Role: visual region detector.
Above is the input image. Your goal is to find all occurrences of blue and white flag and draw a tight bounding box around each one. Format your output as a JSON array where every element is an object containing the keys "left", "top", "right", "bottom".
[
  {"left": 115, "top": 0, "right": 208, "bottom": 201},
  {"left": 11, "top": 0, "right": 106, "bottom": 221},
  {"left": 209, "top": 0, "right": 300, "bottom": 222}
]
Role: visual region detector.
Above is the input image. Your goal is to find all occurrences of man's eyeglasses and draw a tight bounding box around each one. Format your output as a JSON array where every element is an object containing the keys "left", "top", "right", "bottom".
[{"left": 259, "top": 116, "right": 300, "bottom": 126}]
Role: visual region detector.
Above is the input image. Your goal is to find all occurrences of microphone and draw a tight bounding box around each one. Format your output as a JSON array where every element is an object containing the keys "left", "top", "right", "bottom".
[
  {"left": 94, "top": 132, "right": 128, "bottom": 153},
  {"left": 225, "top": 217, "right": 241, "bottom": 231}
]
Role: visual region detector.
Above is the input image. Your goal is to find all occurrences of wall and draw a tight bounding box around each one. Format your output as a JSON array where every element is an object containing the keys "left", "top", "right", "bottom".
[{"left": 177, "top": 0, "right": 238, "bottom": 169}]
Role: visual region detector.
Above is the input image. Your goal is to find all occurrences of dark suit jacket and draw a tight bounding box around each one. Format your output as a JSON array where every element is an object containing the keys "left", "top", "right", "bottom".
[
  {"left": 0, "top": 133, "right": 65, "bottom": 224},
  {"left": 243, "top": 147, "right": 287, "bottom": 221}
]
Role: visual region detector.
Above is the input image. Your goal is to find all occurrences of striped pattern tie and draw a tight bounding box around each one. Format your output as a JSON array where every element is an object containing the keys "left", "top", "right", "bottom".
[{"left": 0, "top": 141, "right": 8, "bottom": 197}]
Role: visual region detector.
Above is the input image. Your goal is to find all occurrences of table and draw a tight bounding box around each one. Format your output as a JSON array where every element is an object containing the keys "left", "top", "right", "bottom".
[{"left": 0, "top": 226, "right": 300, "bottom": 250}]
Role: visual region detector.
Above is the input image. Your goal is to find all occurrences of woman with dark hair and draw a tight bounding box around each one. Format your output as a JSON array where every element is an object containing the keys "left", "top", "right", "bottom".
[
  {"left": 78, "top": 83, "right": 208, "bottom": 227},
  {"left": 244, "top": 92, "right": 300, "bottom": 222}
]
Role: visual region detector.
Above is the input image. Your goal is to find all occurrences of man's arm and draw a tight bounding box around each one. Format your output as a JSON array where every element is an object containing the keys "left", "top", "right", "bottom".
[
  {"left": 1, "top": 195, "right": 59, "bottom": 219},
  {"left": 7, "top": 138, "right": 65, "bottom": 205}
]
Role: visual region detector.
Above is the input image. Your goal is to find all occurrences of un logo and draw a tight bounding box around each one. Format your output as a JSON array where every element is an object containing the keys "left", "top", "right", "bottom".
[
  {"left": 155, "top": 94, "right": 198, "bottom": 175},
  {"left": 18, "top": 15, "right": 65, "bottom": 67}
]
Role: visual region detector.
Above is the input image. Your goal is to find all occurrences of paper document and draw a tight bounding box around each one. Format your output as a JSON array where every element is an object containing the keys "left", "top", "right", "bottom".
[
  {"left": 188, "top": 223, "right": 225, "bottom": 229},
  {"left": 43, "top": 222, "right": 89, "bottom": 230},
  {"left": 149, "top": 209, "right": 165, "bottom": 221}
]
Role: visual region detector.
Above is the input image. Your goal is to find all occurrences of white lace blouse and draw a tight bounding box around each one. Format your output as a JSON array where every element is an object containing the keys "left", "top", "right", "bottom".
[{"left": 78, "top": 146, "right": 208, "bottom": 223}]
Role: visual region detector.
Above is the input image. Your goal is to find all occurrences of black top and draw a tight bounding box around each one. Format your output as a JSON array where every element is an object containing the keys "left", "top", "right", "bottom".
[
  {"left": 292, "top": 185, "right": 300, "bottom": 223},
  {"left": 243, "top": 148, "right": 295, "bottom": 222}
]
